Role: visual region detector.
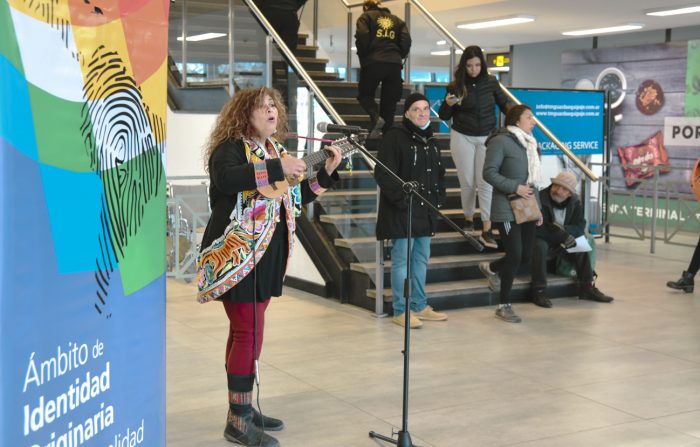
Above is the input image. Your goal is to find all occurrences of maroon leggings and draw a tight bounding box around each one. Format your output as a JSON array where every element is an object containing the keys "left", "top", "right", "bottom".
[{"left": 223, "top": 299, "right": 270, "bottom": 376}]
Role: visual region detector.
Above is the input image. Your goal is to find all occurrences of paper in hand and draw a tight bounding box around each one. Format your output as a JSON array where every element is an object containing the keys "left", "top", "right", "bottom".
[{"left": 566, "top": 235, "right": 592, "bottom": 253}]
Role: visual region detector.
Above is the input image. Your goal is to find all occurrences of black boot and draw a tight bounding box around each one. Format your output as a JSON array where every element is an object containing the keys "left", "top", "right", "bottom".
[
  {"left": 667, "top": 271, "right": 694, "bottom": 293},
  {"left": 532, "top": 289, "right": 552, "bottom": 308},
  {"left": 252, "top": 407, "right": 284, "bottom": 431},
  {"left": 224, "top": 411, "right": 280, "bottom": 447}
]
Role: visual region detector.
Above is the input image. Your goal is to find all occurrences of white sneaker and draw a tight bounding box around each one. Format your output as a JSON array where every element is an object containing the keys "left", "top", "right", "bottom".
[{"left": 479, "top": 261, "right": 500, "bottom": 292}]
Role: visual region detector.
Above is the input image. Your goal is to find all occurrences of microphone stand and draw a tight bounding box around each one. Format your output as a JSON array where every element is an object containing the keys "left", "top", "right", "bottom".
[{"left": 341, "top": 133, "right": 482, "bottom": 447}]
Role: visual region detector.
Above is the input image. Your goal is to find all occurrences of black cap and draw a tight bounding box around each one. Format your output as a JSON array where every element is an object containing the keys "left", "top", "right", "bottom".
[{"left": 403, "top": 93, "right": 429, "bottom": 114}]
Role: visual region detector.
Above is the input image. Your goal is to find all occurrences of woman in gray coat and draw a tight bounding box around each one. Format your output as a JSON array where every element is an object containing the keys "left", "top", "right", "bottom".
[{"left": 479, "top": 104, "right": 543, "bottom": 323}]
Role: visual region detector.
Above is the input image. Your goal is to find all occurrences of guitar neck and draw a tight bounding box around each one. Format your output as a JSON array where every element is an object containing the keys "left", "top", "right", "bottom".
[
  {"left": 292, "top": 137, "right": 358, "bottom": 170},
  {"left": 301, "top": 147, "right": 333, "bottom": 168}
]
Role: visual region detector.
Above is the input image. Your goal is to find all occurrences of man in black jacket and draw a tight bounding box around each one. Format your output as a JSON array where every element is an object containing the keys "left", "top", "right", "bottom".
[
  {"left": 254, "top": 0, "right": 307, "bottom": 53},
  {"left": 355, "top": 0, "right": 411, "bottom": 137},
  {"left": 531, "top": 171, "right": 613, "bottom": 307},
  {"left": 375, "top": 93, "right": 447, "bottom": 328}
]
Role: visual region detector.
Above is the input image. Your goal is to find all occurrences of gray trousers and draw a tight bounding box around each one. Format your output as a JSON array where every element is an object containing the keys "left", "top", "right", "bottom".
[{"left": 449, "top": 131, "right": 492, "bottom": 222}]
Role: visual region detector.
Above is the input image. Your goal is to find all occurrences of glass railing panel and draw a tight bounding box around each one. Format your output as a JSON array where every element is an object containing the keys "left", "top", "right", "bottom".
[
  {"left": 405, "top": 5, "right": 454, "bottom": 85},
  {"left": 299, "top": 0, "right": 358, "bottom": 82}
]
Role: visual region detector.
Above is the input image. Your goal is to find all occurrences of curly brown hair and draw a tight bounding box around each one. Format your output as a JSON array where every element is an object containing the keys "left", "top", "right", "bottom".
[{"left": 203, "top": 87, "right": 288, "bottom": 171}]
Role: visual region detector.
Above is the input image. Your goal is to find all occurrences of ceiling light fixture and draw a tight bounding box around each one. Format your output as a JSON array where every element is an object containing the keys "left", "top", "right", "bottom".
[
  {"left": 489, "top": 66, "right": 510, "bottom": 72},
  {"left": 437, "top": 40, "right": 447, "bottom": 45},
  {"left": 646, "top": 5, "right": 700, "bottom": 16},
  {"left": 177, "top": 32, "right": 227, "bottom": 42},
  {"left": 457, "top": 15, "right": 535, "bottom": 30},
  {"left": 562, "top": 23, "right": 644, "bottom": 36},
  {"left": 430, "top": 49, "right": 463, "bottom": 56}
]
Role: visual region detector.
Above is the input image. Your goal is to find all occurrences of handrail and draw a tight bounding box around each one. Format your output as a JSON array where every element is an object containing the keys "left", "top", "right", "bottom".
[
  {"left": 243, "top": 0, "right": 376, "bottom": 170},
  {"left": 244, "top": 0, "right": 343, "bottom": 125},
  {"left": 331, "top": 0, "right": 597, "bottom": 181}
]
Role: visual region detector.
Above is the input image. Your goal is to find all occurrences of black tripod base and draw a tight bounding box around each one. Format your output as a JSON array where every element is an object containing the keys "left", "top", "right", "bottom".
[{"left": 369, "top": 430, "right": 416, "bottom": 447}]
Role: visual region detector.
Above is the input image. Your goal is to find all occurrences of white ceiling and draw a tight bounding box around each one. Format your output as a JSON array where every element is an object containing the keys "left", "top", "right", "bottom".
[
  {"left": 389, "top": 0, "right": 700, "bottom": 51},
  {"left": 310, "top": 0, "right": 699, "bottom": 72}
]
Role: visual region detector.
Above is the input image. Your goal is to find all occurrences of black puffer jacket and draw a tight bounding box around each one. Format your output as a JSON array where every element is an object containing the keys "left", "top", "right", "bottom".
[
  {"left": 375, "top": 122, "right": 446, "bottom": 240},
  {"left": 438, "top": 74, "right": 510, "bottom": 136},
  {"left": 355, "top": 6, "right": 411, "bottom": 67}
]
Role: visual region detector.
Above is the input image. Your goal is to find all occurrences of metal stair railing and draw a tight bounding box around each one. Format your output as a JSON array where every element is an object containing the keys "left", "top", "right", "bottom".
[{"left": 324, "top": 0, "right": 596, "bottom": 181}]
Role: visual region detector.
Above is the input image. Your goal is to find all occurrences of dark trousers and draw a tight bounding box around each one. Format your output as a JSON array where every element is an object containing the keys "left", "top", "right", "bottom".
[
  {"left": 531, "top": 238, "right": 594, "bottom": 290},
  {"left": 357, "top": 62, "right": 403, "bottom": 131},
  {"left": 688, "top": 236, "right": 700, "bottom": 276},
  {"left": 490, "top": 221, "right": 536, "bottom": 304},
  {"left": 261, "top": 8, "right": 300, "bottom": 53}
]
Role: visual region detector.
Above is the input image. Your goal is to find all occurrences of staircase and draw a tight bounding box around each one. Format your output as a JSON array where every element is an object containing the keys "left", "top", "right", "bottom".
[
  {"left": 281, "top": 34, "right": 578, "bottom": 313},
  {"left": 165, "top": 3, "right": 578, "bottom": 311}
]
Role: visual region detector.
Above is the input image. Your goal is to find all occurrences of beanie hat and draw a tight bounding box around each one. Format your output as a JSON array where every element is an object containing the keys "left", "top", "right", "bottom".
[
  {"left": 403, "top": 93, "right": 429, "bottom": 114},
  {"left": 550, "top": 171, "right": 577, "bottom": 194}
]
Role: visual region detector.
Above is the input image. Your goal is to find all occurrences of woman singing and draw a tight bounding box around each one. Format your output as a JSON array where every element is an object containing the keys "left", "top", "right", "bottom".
[{"left": 197, "top": 87, "right": 341, "bottom": 446}]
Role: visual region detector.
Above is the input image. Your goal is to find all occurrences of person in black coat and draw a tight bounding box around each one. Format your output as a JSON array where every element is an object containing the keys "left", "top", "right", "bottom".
[
  {"left": 375, "top": 93, "right": 447, "bottom": 328},
  {"left": 355, "top": 0, "right": 411, "bottom": 136},
  {"left": 198, "top": 87, "right": 341, "bottom": 447},
  {"left": 438, "top": 45, "right": 511, "bottom": 248},
  {"left": 531, "top": 171, "right": 613, "bottom": 307},
  {"left": 254, "top": 0, "right": 307, "bottom": 53}
]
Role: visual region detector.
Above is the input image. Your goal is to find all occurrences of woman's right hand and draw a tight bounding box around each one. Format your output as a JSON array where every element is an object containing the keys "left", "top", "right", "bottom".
[
  {"left": 445, "top": 93, "right": 460, "bottom": 106},
  {"left": 516, "top": 184, "right": 534, "bottom": 199},
  {"left": 280, "top": 155, "right": 306, "bottom": 178}
]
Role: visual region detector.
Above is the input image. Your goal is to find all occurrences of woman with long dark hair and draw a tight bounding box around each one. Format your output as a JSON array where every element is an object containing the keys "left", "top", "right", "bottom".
[
  {"left": 438, "top": 45, "right": 510, "bottom": 248},
  {"left": 480, "top": 104, "right": 543, "bottom": 323},
  {"left": 197, "top": 87, "right": 341, "bottom": 446}
]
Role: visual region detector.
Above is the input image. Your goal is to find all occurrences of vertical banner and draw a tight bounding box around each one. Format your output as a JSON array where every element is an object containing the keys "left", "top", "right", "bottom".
[{"left": 1, "top": 0, "right": 169, "bottom": 445}]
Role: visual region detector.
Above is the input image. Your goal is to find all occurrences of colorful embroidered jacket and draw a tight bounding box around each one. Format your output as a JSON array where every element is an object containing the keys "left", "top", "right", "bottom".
[{"left": 196, "top": 138, "right": 335, "bottom": 303}]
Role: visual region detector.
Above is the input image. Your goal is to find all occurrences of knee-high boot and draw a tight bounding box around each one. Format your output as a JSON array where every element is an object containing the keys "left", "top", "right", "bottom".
[{"left": 224, "top": 375, "right": 280, "bottom": 447}]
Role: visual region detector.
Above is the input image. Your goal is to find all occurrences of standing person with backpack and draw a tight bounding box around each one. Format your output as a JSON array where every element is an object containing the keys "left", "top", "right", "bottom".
[{"left": 355, "top": 0, "right": 411, "bottom": 138}]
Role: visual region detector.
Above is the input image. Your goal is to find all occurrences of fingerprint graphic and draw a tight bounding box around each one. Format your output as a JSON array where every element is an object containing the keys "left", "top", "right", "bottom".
[{"left": 81, "top": 45, "right": 165, "bottom": 317}]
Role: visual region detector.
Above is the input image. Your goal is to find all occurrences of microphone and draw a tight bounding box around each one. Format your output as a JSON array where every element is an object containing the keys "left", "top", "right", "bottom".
[{"left": 317, "top": 122, "right": 365, "bottom": 134}]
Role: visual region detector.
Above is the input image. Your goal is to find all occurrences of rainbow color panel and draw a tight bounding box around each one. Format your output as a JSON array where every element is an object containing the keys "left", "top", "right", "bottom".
[{"left": 1, "top": 0, "right": 169, "bottom": 445}]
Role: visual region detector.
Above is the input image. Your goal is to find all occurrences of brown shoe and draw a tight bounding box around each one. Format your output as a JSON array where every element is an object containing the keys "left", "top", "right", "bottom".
[
  {"left": 392, "top": 313, "right": 423, "bottom": 328},
  {"left": 414, "top": 305, "right": 448, "bottom": 321}
]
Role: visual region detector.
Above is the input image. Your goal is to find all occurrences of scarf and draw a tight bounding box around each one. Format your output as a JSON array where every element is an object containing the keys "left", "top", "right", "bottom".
[
  {"left": 402, "top": 117, "right": 433, "bottom": 139},
  {"left": 507, "top": 125, "right": 542, "bottom": 187}
]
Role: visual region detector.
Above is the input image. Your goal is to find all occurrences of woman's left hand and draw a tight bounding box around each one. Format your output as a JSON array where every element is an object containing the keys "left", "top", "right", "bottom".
[{"left": 324, "top": 145, "right": 342, "bottom": 175}]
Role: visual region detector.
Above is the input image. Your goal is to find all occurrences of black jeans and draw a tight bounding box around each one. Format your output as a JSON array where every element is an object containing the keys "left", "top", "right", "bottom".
[
  {"left": 260, "top": 7, "right": 300, "bottom": 52},
  {"left": 357, "top": 62, "right": 403, "bottom": 131},
  {"left": 531, "top": 237, "right": 594, "bottom": 290},
  {"left": 490, "top": 221, "right": 536, "bottom": 305},
  {"left": 688, "top": 236, "right": 700, "bottom": 276}
]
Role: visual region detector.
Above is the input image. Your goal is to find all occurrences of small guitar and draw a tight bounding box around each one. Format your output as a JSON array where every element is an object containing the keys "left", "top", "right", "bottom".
[{"left": 257, "top": 136, "right": 360, "bottom": 199}]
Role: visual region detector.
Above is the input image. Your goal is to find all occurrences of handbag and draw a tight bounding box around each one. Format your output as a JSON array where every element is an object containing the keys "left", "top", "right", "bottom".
[{"left": 508, "top": 193, "right": 542, "bottom": 224}]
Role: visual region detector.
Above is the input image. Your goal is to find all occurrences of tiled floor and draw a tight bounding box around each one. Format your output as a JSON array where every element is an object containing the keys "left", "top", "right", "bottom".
[{"left": 167, "top": 236, "right": 700, "bottom": 446}]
